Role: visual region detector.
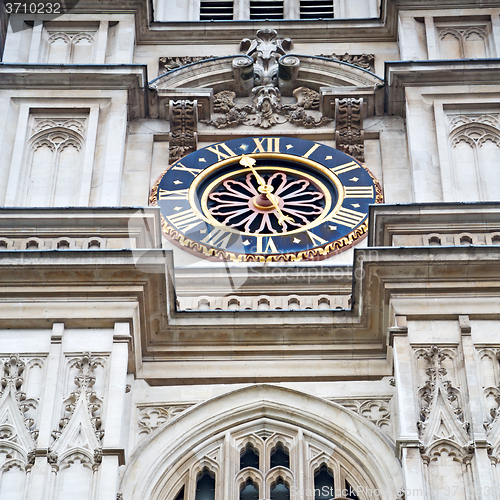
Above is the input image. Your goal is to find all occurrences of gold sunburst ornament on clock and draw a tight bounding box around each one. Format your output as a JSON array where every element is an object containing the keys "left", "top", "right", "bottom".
[{"left": 150, "top": 136, "right": 383, "bottom": 262}]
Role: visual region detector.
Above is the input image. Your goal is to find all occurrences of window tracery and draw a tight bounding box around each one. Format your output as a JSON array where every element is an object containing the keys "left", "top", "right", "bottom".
[
  {"left": 166, "top": 422, "right": 373, "bottom": 500},
  {"left": 43, "top": 27, "right": 97, "bottom": 64},
  {"left": 25, "top": 117, "right": 87, "bottom": 207},
  {"left": 437, "top": 24, "right": 491, "bottom": 59},
  {"left": 447, "top": 113, "right": 500, "bottom": 201}
]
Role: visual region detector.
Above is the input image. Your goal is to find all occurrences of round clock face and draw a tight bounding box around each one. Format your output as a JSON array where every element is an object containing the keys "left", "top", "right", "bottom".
[{"left": 150, "top": 137, "right": 383, "bottom": 262}]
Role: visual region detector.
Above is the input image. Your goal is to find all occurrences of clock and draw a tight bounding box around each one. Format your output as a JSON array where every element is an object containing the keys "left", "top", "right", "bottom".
[{"left": 149, "top": 136, "right": 383, "bottom": 262}]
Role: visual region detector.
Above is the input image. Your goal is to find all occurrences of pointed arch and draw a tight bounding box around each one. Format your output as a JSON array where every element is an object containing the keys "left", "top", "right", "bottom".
[{"left": 119, "top": 384, "right": 402, "bottom": 500}]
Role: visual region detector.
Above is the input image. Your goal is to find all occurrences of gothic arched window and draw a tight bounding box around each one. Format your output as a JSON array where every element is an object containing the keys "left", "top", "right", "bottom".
[
  {"left": 195, "top": 469, "right": 216, "bottom": 500},
  {"left": 314, "top": 464, "right": 334, "bottom": 499},
  {"left": 164, "top": 423, "right": 374, "bottom": 500},
  {"left": 240, "top": 444, "right": 259, "bottom": 470}
]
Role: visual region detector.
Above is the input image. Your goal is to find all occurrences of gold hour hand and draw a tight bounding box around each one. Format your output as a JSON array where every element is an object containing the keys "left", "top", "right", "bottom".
[
  {"left": 239, "top": 154, "right": 295, "bottom": 226},
  {"left": 239, "top": 155, "right": 266, "bottom": 189}
]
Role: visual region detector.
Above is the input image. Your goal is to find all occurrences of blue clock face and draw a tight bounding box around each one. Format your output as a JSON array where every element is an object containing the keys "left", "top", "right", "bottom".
[{"left": 150, "top": 136, "right": 383, "bottom": 262}]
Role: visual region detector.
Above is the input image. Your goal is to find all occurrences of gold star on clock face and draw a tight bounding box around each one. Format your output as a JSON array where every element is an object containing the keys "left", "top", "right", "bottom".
[{"left": 150, "top": 136, "right": 383, "bottom": 262}]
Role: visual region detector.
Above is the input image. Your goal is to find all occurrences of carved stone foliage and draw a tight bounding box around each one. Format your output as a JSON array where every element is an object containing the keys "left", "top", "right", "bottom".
[
  {"left": 169, "top": 100, "right": 198, "bottom": 163},
  {"left": 318, "top": 53, "right": 375, "bottom": 72},
  {"left": 0, "top": 354, "right": 43, "bottom": 477},
  {"left": 415, "top": 346, "right": 471, "bottom": 458},
  {"left": 0, "top": 354, "right": 39, "bottom": 443},
  {"left": 159, "top": 56, "right": 214, "bottom": 74},
  {"left": 48, "top": 353, "right": 105, "bottom": 473},
  {"left": 51, "top": 352, "right": 104, "bottom": 444},
  {"left": 335, "top": 98, "right": 364, "bottom": 162},
  {"left": 207, "top": 86, "right": 329, "bottom": 130},
  {"left": 332, "top": 398, "right": 392, "bottom": 437},
  {"left": 207, "top": 30, "right": 330, "bottom": 130},
  {"left": 137, "top": 404, "right": 194, "bottom": 438}
]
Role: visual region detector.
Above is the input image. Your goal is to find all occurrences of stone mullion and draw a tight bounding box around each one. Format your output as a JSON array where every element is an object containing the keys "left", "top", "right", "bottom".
[
  {"left": 223, "top": 431, "right": 232, "bottom": 500},
  {"left": 393, "top": 333, "right": 426, "bottom": 498},
  {"left": 97, "top": 323, "right": 130, "bottom": 500},
  {"left": 295, "top": 429, "right": 305, "bottom": 500},
  {"left": 29, "top": 324, "right": 64, "bottom": 500}
]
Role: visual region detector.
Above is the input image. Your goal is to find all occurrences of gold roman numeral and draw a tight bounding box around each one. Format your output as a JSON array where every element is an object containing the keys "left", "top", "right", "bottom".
[
  {"left": 167, "top": 208, "right": 204, "bottom": 232},
  {"left": 158, "top": 188, "right": 189, "bottom": 200},
  {"left": 252, "top": 137, "right": 281, "bottom": 153},
  {"left": 344, "top": 186, "right": 374, "bottom": 198},
  {"left": 330, "top": 161, "right": 360, "bottom": 175},
  {"left": 171, "top": 162, "right": 203, "bottom": 177},
  {"left": 306, "top": 230, "right": 327, "bottom": 246},
  {"left": 303, "top": 143, "right": 320, "bottom": 158},
  {"left": 201, "top": 227, "right": 233, "bottom": 249},
  {"left": 206, "top": 143, "right": 237, "bottom": 161},
  {"left": 256, "top": 236, "right": 278, "bottom": 254},
  {"left": 328, "top": 207, "right": 366, "bottom": 228}
]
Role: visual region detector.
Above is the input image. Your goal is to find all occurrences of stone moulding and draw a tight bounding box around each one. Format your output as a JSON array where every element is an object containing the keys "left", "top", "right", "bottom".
[
  {"left": 2, "top": 204, "right": 500, "bottom": 382},
  {"left": 149, "top": 52, "right": 384, "bottom": 124}
]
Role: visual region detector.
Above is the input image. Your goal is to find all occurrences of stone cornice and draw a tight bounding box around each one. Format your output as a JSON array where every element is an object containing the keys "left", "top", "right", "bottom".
[
  {"left": 385, "top": 59, "right": 500, "bottom": 115},
  {"left": 369, "top": 202, "right": 500, "bottom": 246},
  {"left": 0, "top": 63, "right": 149, "bottom": 118},
  {"left": 0, "top": 64, "right": 147, "bottom": 89},
  {"left": 2, "top": 242, "right": 500, "bottom": 381}
]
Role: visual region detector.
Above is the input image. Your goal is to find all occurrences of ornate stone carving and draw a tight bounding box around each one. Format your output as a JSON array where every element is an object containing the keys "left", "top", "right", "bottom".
[
  {"left": 333, "top": 398, "right": 392, "bottom": 436},
  {"left": 32, "top": 117, "right": 86, "bottom": 136},
  {"left": 93, "top": 447, "right": 103, "bottom": 471},
  {"left": 169, "top": 100, "right": 198, "bottom": 163},
  {"left": 415, "top": 346, "right": 470, "bottom": 455},
  {"left": 335, "top": 98, "right": 364, "bottom": 162},
  {"left": 137, "top": 404, "right": 194, "bottom": 437},
  {"left": 51, "top": 352, "right": 104, "bottom": 443},
  {"left": 159, "top": 56, "right": 214, "bottom": 74},
  {"left": 208, "top": 86, "right": 329, "bottom": 130},
  {"left": 207, "top": 30, "right": 329, "bottom": 130},
  {"left": 239, "top": 28, "right": 292, "bottom": 88},
  {"left": 318, "top": 53, "right": 375, "bottom": 72},
  {"left": 1, "top": 354, "right": 39, "bottom": 442},
  {"left": 47, "top": 449, "right": 59, "bottom": 472}
]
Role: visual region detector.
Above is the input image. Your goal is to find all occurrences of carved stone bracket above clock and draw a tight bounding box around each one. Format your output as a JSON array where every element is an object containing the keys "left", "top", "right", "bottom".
[
  {"left": 335, "top": 97, "right": 365, "bottom": 162},
  {"left": 168, "top": 100, "right": 198, "bottom": 164}
]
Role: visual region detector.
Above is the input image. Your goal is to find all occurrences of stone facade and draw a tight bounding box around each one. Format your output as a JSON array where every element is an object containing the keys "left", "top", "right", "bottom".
[{"left": 1, "top": 1, "right": 500, "bottom": 499}]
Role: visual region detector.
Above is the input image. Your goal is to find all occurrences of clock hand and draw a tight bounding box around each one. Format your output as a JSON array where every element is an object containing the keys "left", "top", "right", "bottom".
[
  {"left": 239, "top": 155, "right": 267, "bottom": 190},
  {"left": 239, "top": 155, "right": 295, "bottom": 226}
]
